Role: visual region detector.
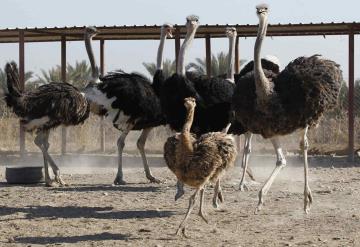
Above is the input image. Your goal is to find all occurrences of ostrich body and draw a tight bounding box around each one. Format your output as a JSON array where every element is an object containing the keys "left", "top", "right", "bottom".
[
  {"left": 160, "top": 16, "right": 235, "bottom": 136},
  {"left": 83, "top": 25, "right": 173, "bottom": 185},
  {"left": 4, "top": 62, "right": 89, "bottom": 187},
  {"left": 164, "top": 97, "right": 237, "bottom": 236},
  {"left": 232, "top": 4, "right": 342, "bottom": 213}
]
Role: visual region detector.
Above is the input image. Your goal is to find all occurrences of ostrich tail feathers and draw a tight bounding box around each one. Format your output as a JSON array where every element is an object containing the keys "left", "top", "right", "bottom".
[{"left": 4, "top": 62, "right": 22, "bottom": 109}]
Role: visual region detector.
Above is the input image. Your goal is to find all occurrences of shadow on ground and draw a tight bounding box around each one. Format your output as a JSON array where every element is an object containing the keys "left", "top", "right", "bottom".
[
  {"left": 12, "top": 232, "right": 139, "bottom": 245},
  {"left": 0, "top": 205, "right": 175, "bottom": 220},
  {"left": 50, "top": 184, "right": 161, "bottom": 193}
]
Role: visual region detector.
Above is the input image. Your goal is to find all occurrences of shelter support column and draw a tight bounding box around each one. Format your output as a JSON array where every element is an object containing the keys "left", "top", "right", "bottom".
[
  {"left": 19, "top": 30, "right": 26, "bottom": 157},
  {"left": 205, "top": 34, "right": 211, "bottom": 78},
  {"left": 348, "top": 29, "right": 355, "bottom": 162},
  {"left": 100, "top": 39, "right": 106, "bottom": 152},
  {"left": 61, "top": 36, "right": 67, "bottom": 155}
]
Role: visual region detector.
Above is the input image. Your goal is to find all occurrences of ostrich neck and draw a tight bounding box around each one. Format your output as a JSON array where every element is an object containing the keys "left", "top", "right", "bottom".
[
  {"left": 177, "top": 27, "right": 197, "bottom": 75},
  {"left": 85, "top": 34, "right": 99, "bottom": 80},
  {"left": 176, "top": 105, "right": 195, "bottom": 167},
  {"left": 156, "top": 32, "right": 167, "bottom": 71},
  {"left": 254, "top": 14, "right": 272, "bottom": 101},
  {"left": 226, "top": 35, "right": 236, "bottom": 82}
]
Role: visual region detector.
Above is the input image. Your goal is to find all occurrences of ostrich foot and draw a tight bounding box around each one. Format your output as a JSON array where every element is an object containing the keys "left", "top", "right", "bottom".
[
  {"left": 175, "top": 227, "right": 190, "bottom": 238},
  {"left": 304, "top": 187, "right": 313, "bottom": 214},
  {"left": 45, "top": 179, "right": 59, "bottom": 187},
  {"left": 113, "top": 176, "right": 127, "bottom": 185},
  {"left": 55, "top": 176, "right": 68, "bottom": 187},
  {"left": 213, "top": 191, "right": 224, "bottom": 208},
  {"left": 198, "top": 211, "right": 209, "bottom": 224},
  {"left": 146, "top": 175, "right": 161, "bottom": 184},
  {"left": 239, "top": 182, "right": 249, "bottom": 191},
  {"left": 255, "top": 191, "right": 265, "bottom": 214}
]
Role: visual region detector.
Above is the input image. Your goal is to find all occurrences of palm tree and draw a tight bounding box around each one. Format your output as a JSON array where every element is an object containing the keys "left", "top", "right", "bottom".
[
  {"left": 143, "top": 58, "right": 176, "bottom": 79},
  {"left": 186, "top": 51, "right": 247, "bottom": 76},
  {"left": 34, "top": 60, "right": 92, "bottom": 89}
]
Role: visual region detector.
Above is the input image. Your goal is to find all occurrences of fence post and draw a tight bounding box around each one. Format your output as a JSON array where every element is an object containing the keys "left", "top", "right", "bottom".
[
  {"left": 205, "top": 34, "right": 211, "bottom": 78},
  {"left": 19, "top": 30, "right": 26, "bottom": 157},
  {"left": 348, "top": 28, "right": 355, "bottom": 162},
  {"left": 100, "top": 39, "right": 106, "bottom": 152},
  {"left": 175, "top": 27, "right": 181, "bottom": 69},
  {"left": 61, "top": 35, "right": 67, "bottom": 155}
]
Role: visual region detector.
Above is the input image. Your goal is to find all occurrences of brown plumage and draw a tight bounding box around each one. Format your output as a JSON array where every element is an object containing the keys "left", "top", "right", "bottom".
[
  {"left": 164, "top": 97, "right": 237, "bottom": 237},
  {"left": 233, "top": 4, "right": 342, "bottom": 214},
  {"left": 4, "top": 62, "right": 89, "bottom": 187}
]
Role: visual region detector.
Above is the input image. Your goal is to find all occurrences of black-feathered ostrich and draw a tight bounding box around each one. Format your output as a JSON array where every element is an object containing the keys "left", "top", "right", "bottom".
[
  {"left": 83, "top": 24, "right": 174, "bottom": 185},
  {"left": 232, "top": 4, "right": 342, "bottom": 213},
  {"left": 161, "top": 17, "right": 243, "bottom": 200},
  {"left": 3, "top": 62, "right": 90, "bottom": 187}
]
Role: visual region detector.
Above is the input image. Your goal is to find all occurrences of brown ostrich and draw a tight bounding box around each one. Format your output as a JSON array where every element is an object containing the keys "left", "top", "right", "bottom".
[
  {"left": 232, "top": 4, "right": 342, "bottom": 213},
  {"left": 164, "top": 97, "right": 237, "bottom": 237}
]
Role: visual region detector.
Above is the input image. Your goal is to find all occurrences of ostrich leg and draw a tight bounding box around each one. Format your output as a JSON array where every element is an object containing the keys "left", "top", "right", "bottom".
[
  {"left": 213, "top": 179, "right": 224, "bottom": 208},
  {"left": 302, "top": 125, "right": 313, "bottom": 213},
  {"left": 239, "top": 132, "right": 253, "bottom": 191},
  {"left": 198, "top": 188, "right": 208, "bottom": 223},
  {"left": 34, "top": 130, "right": 55, "bottom": 187},
  {"left": 42, "top": 130, "right": 67, "bottom": 186},
  {"left": 255, "top": 136, "right": 286, "bottom": 213},
  {"left": 137, "top": 127, "right": 161, "bottom": 183},
  {"left": 114, "top": 123, "right": 135, "bottom": 185},
  {"left": 176, "top": 188, "right": 200, "bottom": 237}
]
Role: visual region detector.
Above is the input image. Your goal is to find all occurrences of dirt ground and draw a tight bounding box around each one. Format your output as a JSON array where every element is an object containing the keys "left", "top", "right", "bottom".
[{"left": 0, "top": 157, "right": 360, "bottom": 247}]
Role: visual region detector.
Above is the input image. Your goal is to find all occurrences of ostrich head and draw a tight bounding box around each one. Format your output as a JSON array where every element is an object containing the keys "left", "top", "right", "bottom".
[
  {"left": 85, "top": 26, "right": 98, "bottom": 39},
  {"left": 161, "top": 23, "right": 174, "bottom": 38},
  {"left": 184, "top": 97, "right": 196, "bottom": 110},
  {"left": 225, "top": 27, "right": 237, "bottom": 38},
  {"left": 256, "top": 3, "right": 269, "bottom": 17},
  {"left": 186, "top": 15, "right": 200, "bottom": 32}
]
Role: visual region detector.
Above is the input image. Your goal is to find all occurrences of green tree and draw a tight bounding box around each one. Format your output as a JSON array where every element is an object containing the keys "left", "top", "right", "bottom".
[
  {"left": 143, "top": 58, "right": 176, "bottom": 79},
  {"left": 34, "top": 60, "right": 92, "bottom": 89},
  {"left": 186, "top": 51, "right": 247, "bottom": 76}
]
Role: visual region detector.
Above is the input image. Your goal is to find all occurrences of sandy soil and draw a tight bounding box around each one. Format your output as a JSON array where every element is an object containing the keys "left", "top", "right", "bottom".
[{"left": 0, "top": 159, "right": 360, "bottom": 247}]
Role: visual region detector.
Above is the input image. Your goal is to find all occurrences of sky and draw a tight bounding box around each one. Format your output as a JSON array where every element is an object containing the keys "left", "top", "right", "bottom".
[{"left": 0, "top": 0, "right": 359, "bottom": 81}]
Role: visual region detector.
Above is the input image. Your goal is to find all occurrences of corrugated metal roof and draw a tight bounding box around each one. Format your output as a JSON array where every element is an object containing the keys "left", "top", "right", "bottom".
[{"left": 0, "top": 22, "right": 359, "bottom": 43}]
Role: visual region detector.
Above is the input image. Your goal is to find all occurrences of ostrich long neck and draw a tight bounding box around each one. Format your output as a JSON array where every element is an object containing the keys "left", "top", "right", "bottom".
[
  {"left": 176, "top": 105, "right": 195, "bottom": 166},
  {"left": 254, "top": 14, "right": 272, "bottom": 101},
  {"left": 226, "top": 35, "right": 236, "bottom": 82},
  {"left": 85, "top": 33, "right": 99, "bottom": 80},
  {"left": 177, "top": 26, "right": 197, "bottom": 75},
  {"left": 156, "top": 30, "right": 167, "bottom": 71}
]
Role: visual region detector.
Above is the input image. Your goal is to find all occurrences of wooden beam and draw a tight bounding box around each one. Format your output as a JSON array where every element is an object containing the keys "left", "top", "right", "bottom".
[
  {"left": 100, "top": 39, "right": 106, "bottom": 152},
  {"left": 175, "top": 27, "right": 181, "bottom": 69},
  {"left": 348, "top": 29, "right": 355, "bottom": 162},
  {"left": 205, "top": 34, "right": 211, "bottom": 78},
  {"left": 61, "top": 35, "right": 67, "bottom": 155},
  {"left": 19, "top": 30, "right": 25, "bottom": 157}
]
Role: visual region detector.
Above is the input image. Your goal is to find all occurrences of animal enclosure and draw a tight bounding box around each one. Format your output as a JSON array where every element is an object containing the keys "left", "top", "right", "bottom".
[{"left": 0, "top": 22, "right": 358, "bottom": 160}]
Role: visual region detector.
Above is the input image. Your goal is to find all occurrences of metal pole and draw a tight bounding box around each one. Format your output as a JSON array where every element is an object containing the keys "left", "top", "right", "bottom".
[
  {"left": 205, "top": 34, "right": 211, "bottom": 78},
  {"left": 100, "top": 39, "right": 106, "bottom": 152},
  {"left": 348, "top": 29, "right": 355, "bottom": 162},
  {"left": 175, "top": 27, "right": 181, "bottom": 69},
  {"left": 235, "top": 36, "right": 240, "bottom": 74},
  {"left": 19, "top": 30, "right": 26, "bottom": 157},
  {"left": 61, "top": 36, "right": 67, "bottom": 155}
]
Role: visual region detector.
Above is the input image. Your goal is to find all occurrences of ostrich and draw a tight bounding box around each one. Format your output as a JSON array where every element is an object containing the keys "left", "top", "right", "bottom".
[
  {"left": 83, "top": 24, "right": 174, "bottom": 185},
  {"left": 161, "top": 16, "right": 242, "bottom": 200},
  {"left": 164, "top": 97, "right": 237, "bottom": 237},
  {"left": 232, "top": 4, "right": 342, "bottom": 213},
  {"left": 3, "top": 62, "right": 89, "bottom": 187},
  {"left": 233, "top": 55, "right": 282, "bottom": 191}
]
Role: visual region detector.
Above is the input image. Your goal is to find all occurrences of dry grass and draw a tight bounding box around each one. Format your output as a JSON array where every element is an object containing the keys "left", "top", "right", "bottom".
[{"left": 0, "top": 111, "right": 358, "bottom": 155}]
